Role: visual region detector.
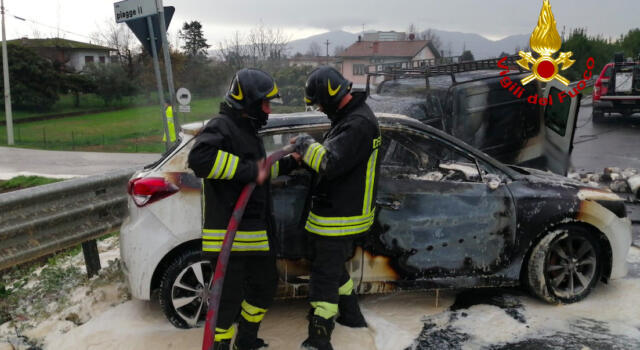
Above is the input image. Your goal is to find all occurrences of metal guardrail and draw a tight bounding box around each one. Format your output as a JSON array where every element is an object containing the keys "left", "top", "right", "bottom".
[{"left": 0, "top": 167, "right": 135, "bottom": 274}]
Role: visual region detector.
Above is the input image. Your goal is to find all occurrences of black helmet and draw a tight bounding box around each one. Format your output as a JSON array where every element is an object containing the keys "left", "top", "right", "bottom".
[
  {"left": 304, "top": 66, "right": 351, "bottom": 115},
  {"left": 224, "top": 68, "right": 281, "bottom": 111}
]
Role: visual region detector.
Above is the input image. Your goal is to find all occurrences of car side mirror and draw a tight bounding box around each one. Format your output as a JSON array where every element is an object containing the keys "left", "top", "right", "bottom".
[{"left": 485, "top": 174, "right": 502, "bottom": 191}]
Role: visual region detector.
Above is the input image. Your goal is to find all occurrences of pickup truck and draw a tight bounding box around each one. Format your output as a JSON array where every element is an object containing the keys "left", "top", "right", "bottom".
[{"left": 593, "top": 54, "right": 640, "bottom": 122}]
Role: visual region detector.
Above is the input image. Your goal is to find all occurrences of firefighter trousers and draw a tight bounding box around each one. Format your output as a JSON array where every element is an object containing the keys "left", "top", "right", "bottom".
[
  {"left": 211, "top": 254, "right": 278, "bottom": 342},
  {"left": 307, "top": 235, "right": 356, "bottom": 319}
]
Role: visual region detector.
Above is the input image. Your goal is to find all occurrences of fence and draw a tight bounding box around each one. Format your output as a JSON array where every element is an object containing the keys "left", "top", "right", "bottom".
[{"left": 0, "top": 168, "right": 135, "bottom": 276}]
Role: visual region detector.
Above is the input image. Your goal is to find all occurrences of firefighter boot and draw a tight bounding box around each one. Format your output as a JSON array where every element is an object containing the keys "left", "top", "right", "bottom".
[
  {"left": 233, "top": 318, "right": 268, "bottom": 350},
  {"left": 301, "top": 315, "right": 335, "bottom": 350},
  {"left": 336, "top": 291, "right": 367, "bottom": 328},
  {"left": 213, "top": 340, "right": 231, "bottom": 350}
]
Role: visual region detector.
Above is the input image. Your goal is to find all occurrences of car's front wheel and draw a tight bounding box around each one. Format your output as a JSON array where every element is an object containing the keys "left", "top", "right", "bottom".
[
  {"left": 526, "top": 225, "right": 602, "bottom": 304},
  {"left": 159, "top": 249, "right": 212, "bottom": 328}
]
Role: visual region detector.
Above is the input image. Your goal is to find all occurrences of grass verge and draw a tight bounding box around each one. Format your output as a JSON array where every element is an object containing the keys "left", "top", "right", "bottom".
[{"left": 0, "top": 176, "right": 62, "bottom": 193}]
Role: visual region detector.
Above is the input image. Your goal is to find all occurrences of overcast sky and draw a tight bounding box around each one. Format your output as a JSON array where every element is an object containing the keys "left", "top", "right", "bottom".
[{"left": 3, "top": 0, "right": 639, "bottom": 46}]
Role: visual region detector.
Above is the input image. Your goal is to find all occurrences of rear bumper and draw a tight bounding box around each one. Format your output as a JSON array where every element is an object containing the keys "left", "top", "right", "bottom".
[{"left": 594, "top": 99, "right": 640, "bottom": 114}]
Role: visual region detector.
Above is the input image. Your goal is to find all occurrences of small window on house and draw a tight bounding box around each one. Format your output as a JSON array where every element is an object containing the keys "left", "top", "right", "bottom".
[
  {"left": 99, "top": 56, "right": 106, "bottom": 63},
  {"left": 85, "top": 56, "right": 94, "bottom": 63},
  {"left": 353, "top": 64, "right": 366, "bottom": 76}
]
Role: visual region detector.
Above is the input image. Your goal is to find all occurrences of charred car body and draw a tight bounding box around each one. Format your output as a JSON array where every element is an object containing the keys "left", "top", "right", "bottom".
[
  {"left": 366, "top": 57, "right": 581, "bottom": 175},
  {"left": 121, "top": 113, "right": 631, "bottom": 328}
]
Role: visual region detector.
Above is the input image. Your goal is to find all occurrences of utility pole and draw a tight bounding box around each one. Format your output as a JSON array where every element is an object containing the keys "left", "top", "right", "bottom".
[
  {"left": 325, "top": 39, "right": 330, "bottom": 65},
  {"left": 1, "top": 0, "right": 13, "bottom": 145}
]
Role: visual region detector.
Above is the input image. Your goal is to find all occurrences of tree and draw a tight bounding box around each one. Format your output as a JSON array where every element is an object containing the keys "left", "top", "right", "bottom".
[
  {"left": 562, "top": 28, "right": 620, "bottom": 81},
  {"left": 0, "top": 44, "right": 59, "bottom": 111},
  {"left": 179, "top": 21, "right": 211, "bottom": 57},
  {"left": 306, "top": 41, "right": 322, "bottom": 56},
  {"left": 85, "top": 63, "right": 137, "bottom": 106},
  {"left": 218, "top": 24, "right": 290, "bottom": 69},
  {"left": 333, "top": 45, "right": 346, "bottom": 56},
  {"left": 460, "top": 50, "right": 475, "bottom": 61},
  {"left": 419, "top": 29, "right": 442, "bottom": 51},
  {"left": 91, "top": 19, "right": 140, "bottom": 79},
  {"left": 621, "top": 28, "right": 640, "bottom": 58}
]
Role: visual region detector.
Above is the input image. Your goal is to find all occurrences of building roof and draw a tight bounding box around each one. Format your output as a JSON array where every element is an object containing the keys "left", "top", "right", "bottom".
[
  {"left": 8, "top": 38, "right": 116, "bottom": 51},
  {"left": 288, "top": 55, "right": 337, "bottom": 62},
  {"left": 339, "top": 40, "right": 439, "bottom": 59}
]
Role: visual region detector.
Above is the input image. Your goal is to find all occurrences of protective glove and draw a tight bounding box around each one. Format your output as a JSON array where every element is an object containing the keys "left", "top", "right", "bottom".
[{"left": 291, "top": 134, "right": 316, "bottom": 155}]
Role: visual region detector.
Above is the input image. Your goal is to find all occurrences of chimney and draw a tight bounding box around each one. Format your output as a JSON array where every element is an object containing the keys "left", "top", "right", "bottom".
[
  {"left": 409, "top": 33, "right": 415, "bottom": 41},
  {"left": 357, "top": 35, "right": 362, "bottom": 42},
  {"left": 373, "top": 42, "right": 379, "bottom": 54}
]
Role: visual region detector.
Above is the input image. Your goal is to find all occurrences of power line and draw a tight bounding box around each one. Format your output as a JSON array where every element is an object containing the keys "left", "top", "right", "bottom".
[{"left": 5, "top": 9, "right": 95, "bottom": 41}]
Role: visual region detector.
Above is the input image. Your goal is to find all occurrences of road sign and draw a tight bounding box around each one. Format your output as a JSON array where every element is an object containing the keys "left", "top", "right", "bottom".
[
  {"left": 114, "top": 0, "right": 157, "bottom": 23},
  {"left": 176, "top": 87, "right": 192, "bottom": 105},
  {"left": 124, "top": 6, "right": 174, "bottom": 55},
  {"left": 178, "top": 105, "right": 191, "bottom": 113}
]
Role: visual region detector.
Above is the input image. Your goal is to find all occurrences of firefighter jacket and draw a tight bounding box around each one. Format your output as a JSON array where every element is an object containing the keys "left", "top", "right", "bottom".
[
  {"left": 298, "top": 92, "right": 381, "bottom": 238},
  {"left": 188, "top": 107, "right": 273, "bottom": 255}
]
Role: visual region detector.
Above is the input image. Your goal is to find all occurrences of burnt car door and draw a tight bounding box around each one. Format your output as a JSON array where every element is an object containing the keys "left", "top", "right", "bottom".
[
  {"left": 541, "top": 79, "right": 581, "bottom": 175},
  {"left": 365, "top": 128, "right": 517, "bottom": 282}
]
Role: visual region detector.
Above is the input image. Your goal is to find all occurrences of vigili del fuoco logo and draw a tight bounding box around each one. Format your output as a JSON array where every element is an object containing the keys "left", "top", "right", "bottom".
[{"left": 497, "top": 0, "right": 595, "bottom": 106}]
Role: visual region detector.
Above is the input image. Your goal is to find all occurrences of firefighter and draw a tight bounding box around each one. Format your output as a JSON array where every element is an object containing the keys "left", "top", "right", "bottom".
[
  {"left": 188, "top": 68, "right": 282, "bottom": 350},
  {"left": 162, "top": 99, "right": 176, "bottom": 143},
  {"left": 292, "top": 66, "right": 381, "bottom": 350}
]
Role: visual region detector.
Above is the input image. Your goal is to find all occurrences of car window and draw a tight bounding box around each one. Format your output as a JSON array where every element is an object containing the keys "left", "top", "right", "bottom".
[
  {"left": 261, "top": 128, "right": 325, "bottom": 154},
  {"left": 544, "top": 87, "right": 572, "bottom": 137},
  {"left": 380, "top": 130, "right": 482, "bottom": 183},
  {"left": 602, "top": 65, "right": 613, "bottom": 79}
]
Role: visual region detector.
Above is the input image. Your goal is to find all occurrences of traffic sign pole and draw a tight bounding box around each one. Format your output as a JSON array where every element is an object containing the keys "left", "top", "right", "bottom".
[
  {"left": 156, "top": 0, "right": 179, "bottom": 136},
  {"left": 147, "top": 16, "right": 171, "bottom": 151}
]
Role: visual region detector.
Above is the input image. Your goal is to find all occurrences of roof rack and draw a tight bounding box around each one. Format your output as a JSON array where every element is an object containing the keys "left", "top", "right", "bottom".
[{"left": 365, "top": 55, "right": 523, "bottom": 94}]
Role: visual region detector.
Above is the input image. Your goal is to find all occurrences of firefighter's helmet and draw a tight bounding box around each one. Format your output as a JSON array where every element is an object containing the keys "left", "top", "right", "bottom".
[
  {"left": 304, "top": 66, "right": 352, "bottom": 114},
  {"left": 224, "top": 68, "right": 281, "bottom": 111}
]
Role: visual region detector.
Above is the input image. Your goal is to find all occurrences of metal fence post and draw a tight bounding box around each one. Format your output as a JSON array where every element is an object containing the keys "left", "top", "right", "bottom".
[{"left": 81, "top": 239, "right": 101, "bottom": 278}]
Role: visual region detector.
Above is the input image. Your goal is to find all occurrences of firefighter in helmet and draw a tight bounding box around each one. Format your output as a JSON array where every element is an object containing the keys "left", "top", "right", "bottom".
[
  {"left": 292, "top": 66, "right": 381, "bottom": 350},
  {"left": 188, "top": 68, "right": 284, "bottom": 350}
]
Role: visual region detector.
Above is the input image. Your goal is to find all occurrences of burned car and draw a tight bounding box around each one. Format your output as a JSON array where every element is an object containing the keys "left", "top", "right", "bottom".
[
  {"left": 121, "top": 112, "right": 631, "bottom": 328},
  {"left": 367, "top": 61, "right": 581, "bottom": 175}
]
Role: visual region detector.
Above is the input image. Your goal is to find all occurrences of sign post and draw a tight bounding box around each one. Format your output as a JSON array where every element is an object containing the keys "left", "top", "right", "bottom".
[
  {"left": 146, "top": 17, "right": 171, "bottom": 151},
  {"left": 114, "top": 0, "right": 176, "bottom": 150},
  {"left": 156, "top": 0, "right": 180, "bottom": 137}
]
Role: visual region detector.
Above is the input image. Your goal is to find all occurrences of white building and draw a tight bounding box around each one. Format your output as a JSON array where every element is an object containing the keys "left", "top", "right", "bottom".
[{"left": 8, "top": 38, "right": 116, "bottom": 72}]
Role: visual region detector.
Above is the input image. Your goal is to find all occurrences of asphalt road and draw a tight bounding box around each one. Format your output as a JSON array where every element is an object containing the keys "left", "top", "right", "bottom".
[
  {"left": 570, "top": 104, "right": 640, "bottom": 172},
  {"left": 0, "top": 147, "right": 160, "bottom": 180}
]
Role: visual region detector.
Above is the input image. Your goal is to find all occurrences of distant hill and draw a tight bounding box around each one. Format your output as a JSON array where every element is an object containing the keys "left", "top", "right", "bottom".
[
  {"left": 428, "top": 29, "right": 529, "bottom": 59},
  {"left": 213, "top": 29, "right": 529, "bottom": 60},
  {"left": 287, "top": 30, "right": 358, "bottom": 56}
]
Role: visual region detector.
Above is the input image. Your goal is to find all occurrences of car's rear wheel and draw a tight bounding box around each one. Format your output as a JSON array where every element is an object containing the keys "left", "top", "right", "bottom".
[
  {"left": 159, "top": 249, "right": 212, "bottom": 328},
  {"left": 526, "top": 225, "right": 602, "bottom": 304}
]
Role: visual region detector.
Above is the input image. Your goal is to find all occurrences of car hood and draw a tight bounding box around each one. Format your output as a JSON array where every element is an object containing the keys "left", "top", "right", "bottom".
[
  {"left": 511, "top": 165, "right": 590, "bottom": 188},
  {"left": 512, "top": 165, "right": 625, "bottom": 201}
]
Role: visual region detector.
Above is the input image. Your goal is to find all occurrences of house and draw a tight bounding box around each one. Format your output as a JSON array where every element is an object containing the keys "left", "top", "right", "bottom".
[
  {"left": 8, "top": 37, "right": 116, "bottom": 72},
  {"left": 337, "top": 38, "right": 440, "bottom": 86},
  {"left": 287, "top": 55, "right": 339, "bottom": 68}
]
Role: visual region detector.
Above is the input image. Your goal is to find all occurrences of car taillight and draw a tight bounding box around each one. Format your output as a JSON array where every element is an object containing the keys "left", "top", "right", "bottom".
[
  {"left": 593, "top": 80, "right": 602, "bottom": 101},
  {"left": 127, "top": 177, "right": 179, "bottom": 207}
]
